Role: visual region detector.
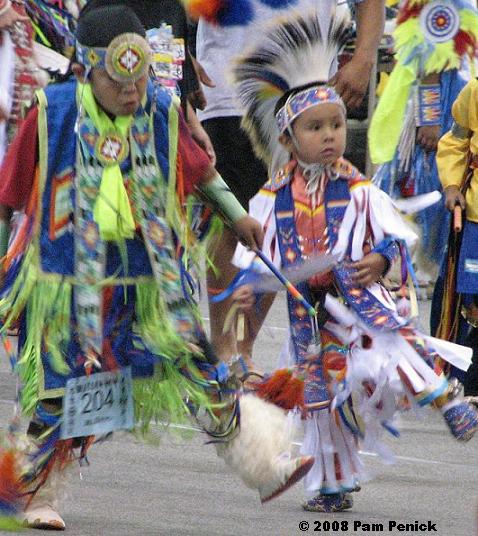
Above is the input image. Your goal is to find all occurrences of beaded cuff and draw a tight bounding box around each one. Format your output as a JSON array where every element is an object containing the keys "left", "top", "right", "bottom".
[
  {"left": 415, "top": 84, "right": 441, "bottom": 127},
  {"left": 372, "top": 238, "right": 400, "bottom": 275}
]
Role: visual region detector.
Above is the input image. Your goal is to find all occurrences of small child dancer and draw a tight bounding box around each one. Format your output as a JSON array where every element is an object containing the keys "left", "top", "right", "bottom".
[{"left": 231, "top": 8, "right": 478, "bottom": 513}]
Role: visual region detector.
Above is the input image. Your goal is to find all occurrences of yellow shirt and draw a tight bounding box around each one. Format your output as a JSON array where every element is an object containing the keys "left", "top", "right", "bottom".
[{"left": 436, "top": 78, "right": 478, "bottom": 222}]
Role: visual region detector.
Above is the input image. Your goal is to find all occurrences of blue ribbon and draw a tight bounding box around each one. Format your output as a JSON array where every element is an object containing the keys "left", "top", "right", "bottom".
[{"left": 210, "top": 268, "right": 260, "bottom": 304}]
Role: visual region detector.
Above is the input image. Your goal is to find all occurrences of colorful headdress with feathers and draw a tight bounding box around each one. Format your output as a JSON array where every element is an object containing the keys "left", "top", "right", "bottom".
[
  {"left": 232, "top": 9, "right": 351, "bottom": 174},
  {"left": 369, "top": 0, "right": 478, "bottom": 164},
  {"left": 182, "top": 0, "right": 297, "bottom": 27}
]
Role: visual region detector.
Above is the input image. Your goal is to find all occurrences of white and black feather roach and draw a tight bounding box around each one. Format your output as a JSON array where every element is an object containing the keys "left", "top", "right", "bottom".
[{"left": 233, "top": 9, "right": 352, "bottom": 171}]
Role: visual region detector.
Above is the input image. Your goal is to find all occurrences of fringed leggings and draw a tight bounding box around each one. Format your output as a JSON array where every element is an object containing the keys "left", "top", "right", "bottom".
[{"left": 24, "top": 399, "right": 92, "bottom": 503}]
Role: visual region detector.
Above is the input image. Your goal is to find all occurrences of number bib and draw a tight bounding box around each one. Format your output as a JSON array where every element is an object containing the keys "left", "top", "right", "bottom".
[{"left": 61, "top": 367, "right": 134, "bottom": 439}]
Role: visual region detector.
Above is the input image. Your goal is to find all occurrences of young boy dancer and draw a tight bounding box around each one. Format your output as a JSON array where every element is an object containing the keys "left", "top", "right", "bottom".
[
  {"left": 0, "top": 4, "right": 313, "bottom": 529},
  {"left": 231, "top": 8, "right": 478, "bottom": 513},
  {"left": 436, "top": 78, "right": 478, "bottom": 402}
]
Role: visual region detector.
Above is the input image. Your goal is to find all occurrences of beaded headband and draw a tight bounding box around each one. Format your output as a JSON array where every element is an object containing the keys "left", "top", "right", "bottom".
[
  {"left": 276, "top": 85, "right": 345, "bottom": 133},
  {"left": 76, "top": 32, "right": 151, "bottom": 83}
]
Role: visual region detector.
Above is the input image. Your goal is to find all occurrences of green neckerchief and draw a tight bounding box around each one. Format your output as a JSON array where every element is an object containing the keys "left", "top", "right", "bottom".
[{"left": 78, "top": 82, "right": 136, "bottom": 241}]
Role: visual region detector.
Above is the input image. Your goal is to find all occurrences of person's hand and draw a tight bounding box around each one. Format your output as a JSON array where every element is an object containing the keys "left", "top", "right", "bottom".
[
  {"left": 349, "top": 253, "right": 387, "bottom": 288},
  {"left": 188, "top": 87, "right": 207, "bottom": 110},
  {"left": 444, "top": 185, "right": 466, "bottom": 212},
  {"left": 417, "top": 125, "right": 440, "bottom": 152},
  {"left": 232, "top": 284, "right": 255, "bottom": 312},
  {"left": 329, "top": 56, "right": 373, "bottom": 109},
  {"left": 0, "top": 104, "right": 8, "bottom": 123},
  {"left": 191, "top": 56, "right": 215, "bottom": 88},
  {"left": 190, "top": 123, "right": 216, "bottom": 165},
  {"left": 232, "top": 215, "right": 264, "bottom": 250},
  {"left": 0, "top": 4, "right": 29, "bottom": 30}
]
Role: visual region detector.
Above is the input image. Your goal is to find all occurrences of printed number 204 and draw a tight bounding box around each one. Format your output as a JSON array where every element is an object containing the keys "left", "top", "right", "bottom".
[{"left": 81, "top": 389, "right": 113, "bottom": 414}]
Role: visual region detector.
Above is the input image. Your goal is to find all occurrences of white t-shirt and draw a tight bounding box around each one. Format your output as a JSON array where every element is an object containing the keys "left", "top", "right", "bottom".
[{"left": 196, "top": 0, "right": 352, "bottom": 121}]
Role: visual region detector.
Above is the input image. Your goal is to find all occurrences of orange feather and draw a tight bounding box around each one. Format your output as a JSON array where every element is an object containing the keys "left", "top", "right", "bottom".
[{"left": 254, "top": 369, "right": 305, "bottom": 410}]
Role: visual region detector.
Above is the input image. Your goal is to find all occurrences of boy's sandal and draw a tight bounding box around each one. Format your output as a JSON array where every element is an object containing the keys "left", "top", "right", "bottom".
[
  {"left": 241, "top": 370, "right": 265, "bottom": 391},
  {"left": 229, "top": 356, "right": 264, "bottom": 387}
]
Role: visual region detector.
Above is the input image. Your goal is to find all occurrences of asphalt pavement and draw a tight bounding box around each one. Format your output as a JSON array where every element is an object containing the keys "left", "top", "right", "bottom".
[{"left": 0, "top": 293, "right": 477, "bottom": 536}]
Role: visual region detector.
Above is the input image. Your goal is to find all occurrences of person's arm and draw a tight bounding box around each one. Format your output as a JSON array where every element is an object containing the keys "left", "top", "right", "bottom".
[
  {"left": 0, "top": 105, "right": 37, "bottom": 286},
  {"left": 436, "top": 80, "right": 476, "bottom": 211},
  {"left": 329, "top": 0, "right": 385, "bottom": 109},
  {"left": 0, "top": 106, "right": 38, "bottom": 233},
  {"left": 176, "top": 112, "right": 263, "bottom": 249},
  {"left": 196, "top": 166, "right": 263, "bottom": 250},
  {"left": 185, "top": 100, "right": 216, "bottom": 165}
]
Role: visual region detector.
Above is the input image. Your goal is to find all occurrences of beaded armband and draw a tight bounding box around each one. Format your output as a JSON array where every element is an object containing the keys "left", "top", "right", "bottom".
[{"left": 415, "top": 84, "right": 441, "bottom": 127}]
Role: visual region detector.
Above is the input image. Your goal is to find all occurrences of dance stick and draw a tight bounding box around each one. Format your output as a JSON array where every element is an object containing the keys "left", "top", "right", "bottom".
[
  {"left": 454, "top": 204, "right": 462, "bottom": 233},
  {"left": 251, "top": 248, "right": 317, "bottom": 317}
]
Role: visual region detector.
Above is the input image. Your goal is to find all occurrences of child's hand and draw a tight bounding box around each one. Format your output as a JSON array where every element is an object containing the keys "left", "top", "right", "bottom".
[
  {"left": 232, "top": 215, "right": 264, "bottom": 250},
  {"left": 232, "top": 284, "right": 255, "bottom": 312},
  {"left": 444, "top": 185, "right": 465, "bottom": 212},
  {"left": 349, "top": 253, "right": 387, "bottom": 288},
  {"left": 417, "top": 125, "right": 440, "bottom": 152}
]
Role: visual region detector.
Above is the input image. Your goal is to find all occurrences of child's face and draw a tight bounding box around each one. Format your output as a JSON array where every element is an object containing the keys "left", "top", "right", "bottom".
[
  {"left": 89, "top": 67, "right": 148, "bottom": 117},
  {"left": 280, "top": 103, "right": 346, "bottom": 166}
]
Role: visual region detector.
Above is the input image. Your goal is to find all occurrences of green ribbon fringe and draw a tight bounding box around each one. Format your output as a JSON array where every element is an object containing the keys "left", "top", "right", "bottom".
[
  {"left": 0, "top": 516, "right": 24, "bottom": 531},
  {"left": 0, "top": 260, "right": 219, "bottom": 431}
]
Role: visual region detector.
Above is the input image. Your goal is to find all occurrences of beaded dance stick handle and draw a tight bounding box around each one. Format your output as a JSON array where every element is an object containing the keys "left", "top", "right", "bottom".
[{"left": 251, "top": 248, "right": 317, "bottom": 318}]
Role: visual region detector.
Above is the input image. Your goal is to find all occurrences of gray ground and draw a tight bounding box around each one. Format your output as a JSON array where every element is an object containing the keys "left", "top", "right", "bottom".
[{"left": 0, "top": 294, "right": 477, "bottom": 536}]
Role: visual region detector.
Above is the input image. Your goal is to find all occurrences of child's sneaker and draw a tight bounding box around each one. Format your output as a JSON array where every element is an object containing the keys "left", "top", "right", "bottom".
[
  {"left": 302, "top": 493, "right": 349, "bottom": 513},
  {"left": 342, "top": 493, "right": 354, "bottom": 510},
  {"left": 443, "top": 401, "right": 478, "bottom": 441}
]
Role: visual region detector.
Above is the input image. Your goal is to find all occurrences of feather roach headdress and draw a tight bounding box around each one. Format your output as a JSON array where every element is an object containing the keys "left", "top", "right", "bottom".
[{"left": 232, "top": 8, "right": 351, "bottom": 173}]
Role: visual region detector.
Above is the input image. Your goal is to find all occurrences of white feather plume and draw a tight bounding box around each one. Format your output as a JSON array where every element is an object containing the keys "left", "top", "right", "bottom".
[{"left": 216, "top": 394, "right": 292, "bottom": 490}]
